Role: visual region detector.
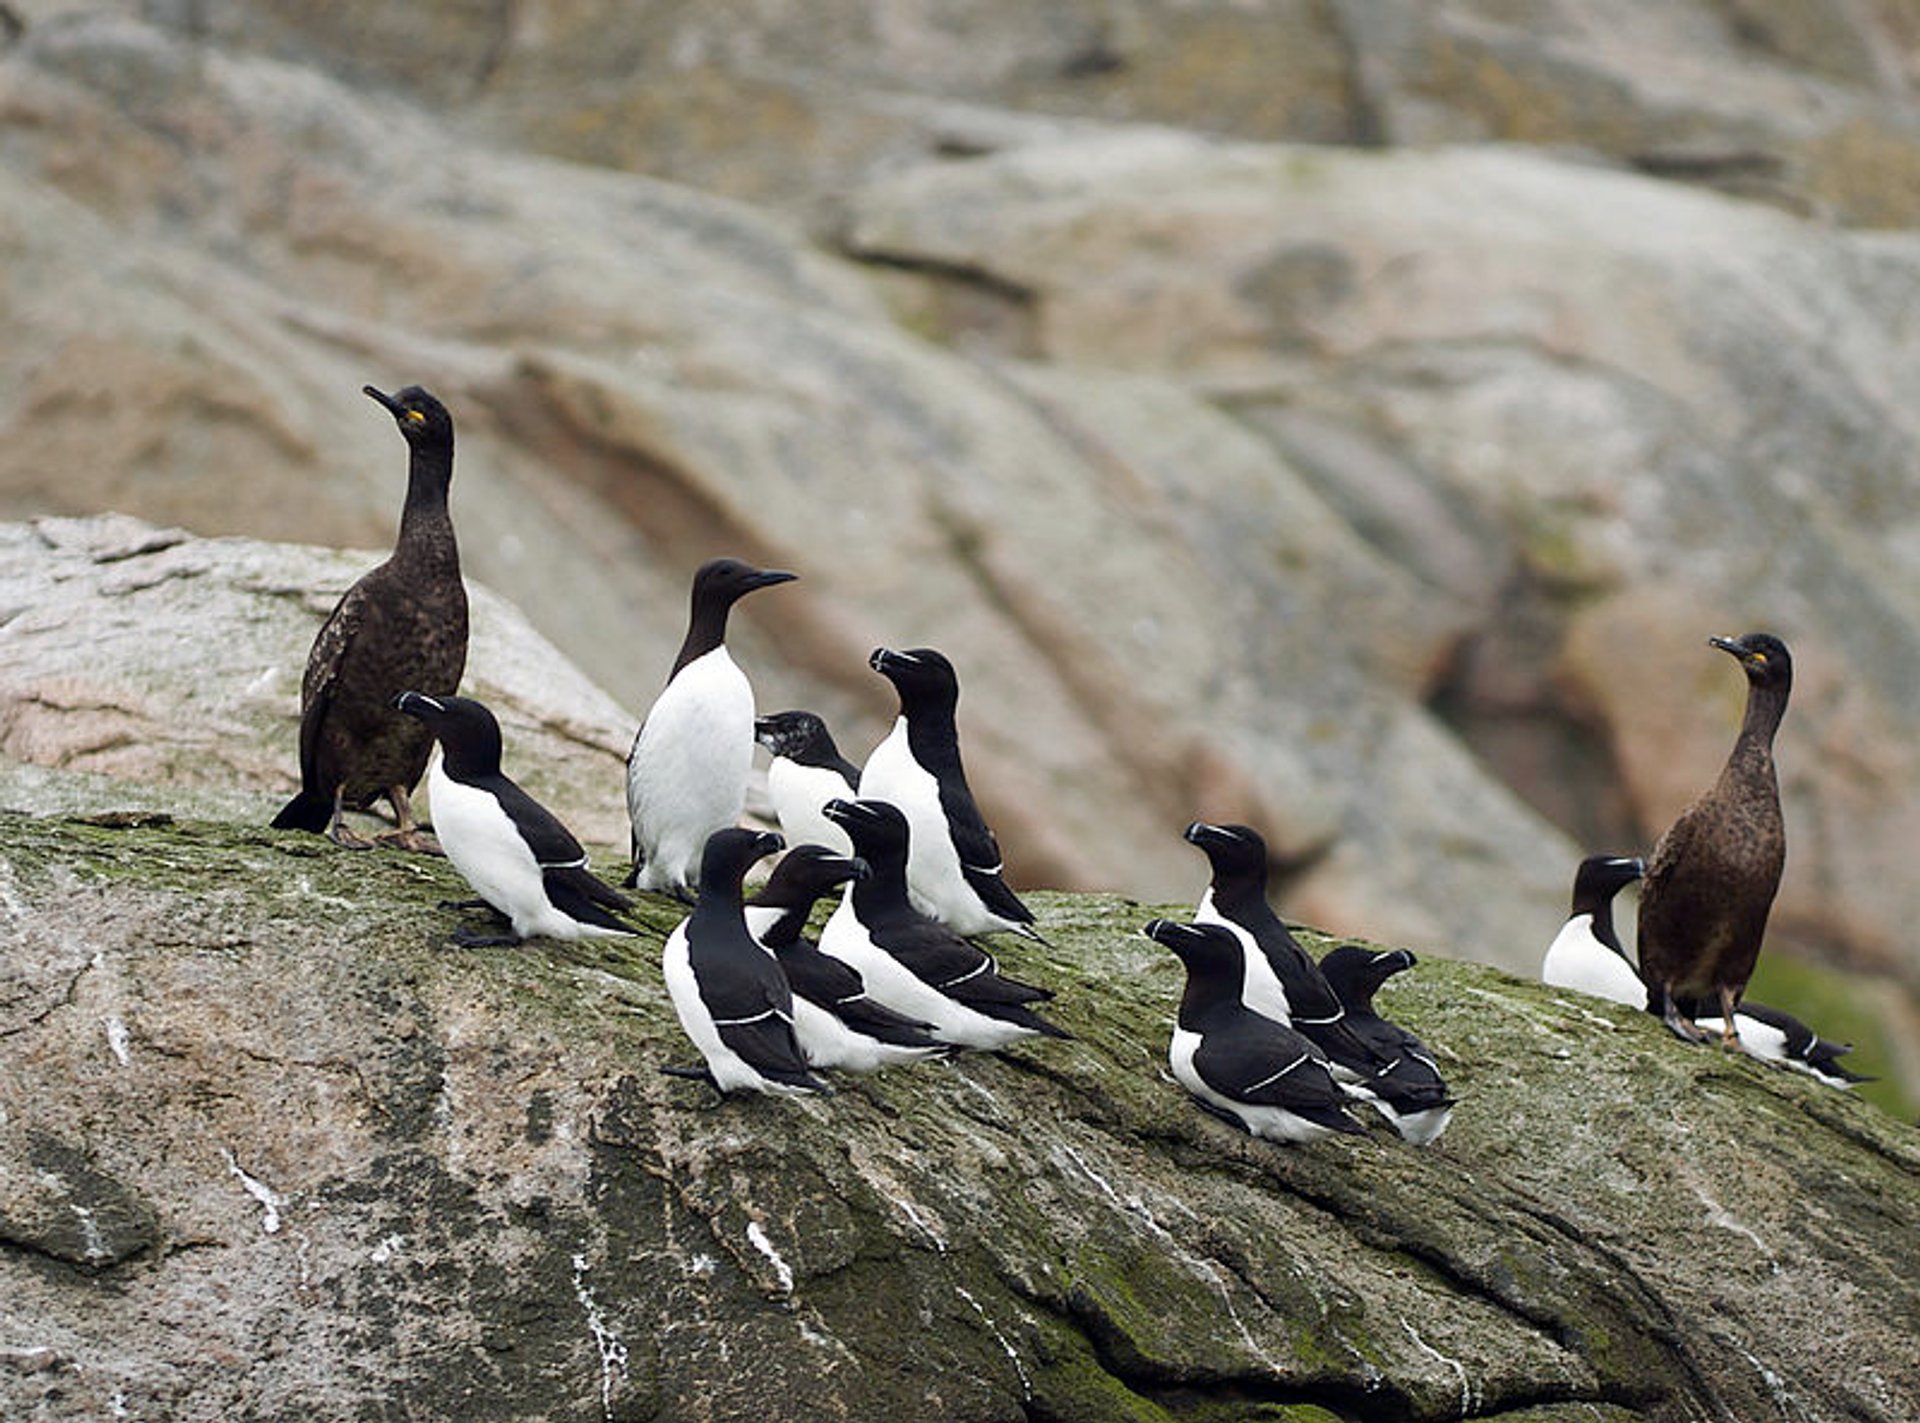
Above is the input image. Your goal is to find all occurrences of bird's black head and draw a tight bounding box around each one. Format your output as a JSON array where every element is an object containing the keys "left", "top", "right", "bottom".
[
  {"left": 822, "top": 797, "right": 910, "bottom": 861},
  {"left": 1143, "top": 918, "right": 1243, "bottom": 977},
  {"left": 1182, "top": 821, "right": 1270, "bottom": 882},
  {"left": 394, "top": 691, "right": 500, "bottom": 774},
  {"left": 755, "top": 710, "right": 835, "bottom": 763},
  {"left": 1570, "top": 854, "right": 1644, "bottom": 914},
  {"left": 1318, "top": 944, "right": 1415, "bottom": 1009},
  {"left": 364, "top": 385, "right": 454, "bottom": 455},
  {"left": 1710, "top": 632, "right": 1792, "bottom": 692},
  {"left": 692, "top": 558, "right": 797, "bottom": 611},
  {"left": 759, "top": 843, "right": 871, "bottom": 906},
  {"left": 869, "top": 647, "right": 960, "bottom": 715},
  {"left": 698, "top": 826, "right": 786, "bottom": 893}
]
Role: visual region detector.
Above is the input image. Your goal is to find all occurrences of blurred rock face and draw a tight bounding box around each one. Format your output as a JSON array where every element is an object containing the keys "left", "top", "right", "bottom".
[{"left": 6, "top": 3, "right": 1920, "bottom": 1006}]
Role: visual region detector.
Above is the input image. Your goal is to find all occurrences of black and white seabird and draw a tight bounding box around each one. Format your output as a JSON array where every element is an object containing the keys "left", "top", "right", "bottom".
[
  {"left": 1183, "top": 822, "right": 1389, "bottom": 1077},
  {"left": 272, "top": 385, "right": 468, "bottom": 851},
  {"left": 1637, "top": 633, "right": 1791, "bottom": 1045},
  {"left": 859, "top": 647, "right": 1040, "bottom": 940},
  {"left": 1318, "top": 946, "right": 1455, "bottom": 1146},
  {"left": 625, "top": 558, "right": 797, "bottom": 899},
  {"left": 745, "top": 844, "right": 945, "bottom": 1071},
  {"left": 755, "top": 710, "right": 861, "bottom": 856},
  {"left": 1541, "top": 855, "right": 1649, "bottom": 1009},
  {"left": 662, "top": 828, "right": 831, "bottom": 1096},
  {"left": 1146, "top": 919, "right": 1365, "bottom": 1145},
  {"left": 394, "top": 692, "right": 634, "bottom": 946},
  {"left": 1686, "top": 1001, "right": 1872, "bottom": 1089},
  {"left": 817, "top": 798, "right": 1068, "bottom": 1048}
]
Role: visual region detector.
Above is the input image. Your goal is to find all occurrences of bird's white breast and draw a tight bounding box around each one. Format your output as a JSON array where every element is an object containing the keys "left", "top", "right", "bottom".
[
  {"left": 767, "top": 758, "right": 855, "bottom": 855},
  {"left": 1194, "top": 891, "right": 1294, "bottom": 1024},
  {"left": 628, "top": 649, "right": 755, "bottom": 890},
  {"left": 1541, "top": 914, "right": 1649, "bottom": 1009},
  {"left": 860, "top": 720, "right": 980, "bottom": 928}
]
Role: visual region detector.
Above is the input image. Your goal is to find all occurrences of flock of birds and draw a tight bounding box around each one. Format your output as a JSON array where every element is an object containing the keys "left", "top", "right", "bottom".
[{"left": 269, "top": 385, "right": 1867, "bottom": 1157}]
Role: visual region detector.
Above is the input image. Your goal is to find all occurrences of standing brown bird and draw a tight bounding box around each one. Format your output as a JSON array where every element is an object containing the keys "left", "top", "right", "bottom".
[
  {"left": 1636, "top": 632, "right": 1791, "bottom": 1045},
  {"left": 271, "top": 385, "right": 469, "bottom": 851}
]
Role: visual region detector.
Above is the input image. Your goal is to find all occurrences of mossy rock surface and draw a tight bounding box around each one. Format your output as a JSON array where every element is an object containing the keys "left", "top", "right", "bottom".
[{"left": 1, "top": 809, "right": 1916, "bottom": 1422}]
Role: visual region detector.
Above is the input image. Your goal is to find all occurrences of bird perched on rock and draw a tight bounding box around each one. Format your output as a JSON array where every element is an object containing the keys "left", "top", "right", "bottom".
[
  {"left": 1183, "top": 821, "right": 1389, "bottom": 1077},
  {"left": 625, "top": 558, "right": 796, "bottom": 899},
  {"left": 1637, "top": 633, "right": 1791, "bottom": 1045},
  {"left": 1541, "top": 855, "right": 1648, "bottom": 1009},
  {"left": 662, "top": 828, "right": 831, "bottom": 1097},
  {"left": 394, "top": 692, "right": 633, "bottom": 946},
  {"left": 744, "top": 844, "right": 945, "bottom": 1071},
  {"left": 859, "top": 647, "right": 1040, "bottom": 941},
  {"left": 1686, "top": 1000, "right": 1871, "bottom": 1090},
  {"left": 1317, "top": 946, "right": 1455, "bottom": 1146},
  {"left": 1147, "top": 919, "right": 1364, "bottom": 1145},
  {"left": 755, "top": 710, "right": 861, "bottom": 856},
  {"left": 818, "top": 798, "right": 1068, "bottom": 1048},
  {"left": 1541, "top": 854, "right": 1865, "bottom": 1088},
  {"left": 272, "top": 385, "right": 467, "bottom": 851}
]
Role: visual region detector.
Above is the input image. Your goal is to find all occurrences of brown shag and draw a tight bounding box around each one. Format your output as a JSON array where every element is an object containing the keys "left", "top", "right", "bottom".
[
  {"left": 1636, "top": 632, "right": 1791, "bottom": 1045},
  {"left": 270, "top": 385, "right": 468, "bottom": 851}
]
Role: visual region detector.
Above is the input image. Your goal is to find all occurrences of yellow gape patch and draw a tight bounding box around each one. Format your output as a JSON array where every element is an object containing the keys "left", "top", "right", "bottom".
[{"left": 405, "top": 408, "right": 427, "bottom": 423}]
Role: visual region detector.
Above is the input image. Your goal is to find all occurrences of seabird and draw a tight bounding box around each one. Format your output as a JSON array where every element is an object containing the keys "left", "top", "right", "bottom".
[
  {"left": 1541, "top": 855, "right": 1649, "bottom": 1009},
  {"left": 661, "top": 828, "right": 831, "bottom": 1096},
  {"left": 1318, "top": 946, "right": 1455, "bottom": 1146},
  {"left": 859, "top": 647, "right": 1040, "bottom": 940},
  {"left": 1146, "top": 919, "right": 1365, "bottom": 1145},
  {"left": 625, "top": 558, "right": 796, "bottom": 899},
  {"left": 394, "top": 692, "right": 633, "bottom": 946},
  {"left": 745, "top": 844, "right": 945, "bottom": 1070},
  {"left": 272, "top": 385, "right": 468, "bottom": 851},
  {"left": 817, "top": 798, "right": 1068, "bottom": 1048},
  {"left": 755, "top": 710, "right": 861, "bottom": 856},
  {"left": 1637, "top": 633, "right": 1791, "bottom": 1045},
  {"left": 1687, "top": 1001, "right": 1872, "bottom": 1089},
  {"left": 1183, "top": 821, "right": 1390, "bottom": 1076}
]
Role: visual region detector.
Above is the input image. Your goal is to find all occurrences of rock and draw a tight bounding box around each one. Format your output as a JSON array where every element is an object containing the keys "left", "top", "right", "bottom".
[
  {"left": 0, "top": 804, "right": 1917, "bottom": 1421},
  {"left": 0, "top": 515, "right": 632, "bottom": 845}
]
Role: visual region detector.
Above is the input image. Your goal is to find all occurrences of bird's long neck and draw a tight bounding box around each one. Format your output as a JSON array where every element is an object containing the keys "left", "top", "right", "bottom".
[
  {"left": 395, "top": 444, "right": 458, "bottom": 570},
  {"left": 672, "top": 600, "right": 732, "bottom": 678},
  {"left": 850, "top": 854, "right": 916, "bottom": 924},
  {"left": 1722, "top": 681, "right": 1788, "bottom": 787},
  {"left": 898, "top": 695, "right": 963, "bottom": 780}
]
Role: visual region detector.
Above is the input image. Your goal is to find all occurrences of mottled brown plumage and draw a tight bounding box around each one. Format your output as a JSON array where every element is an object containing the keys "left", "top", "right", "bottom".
[
  {"left": 271, "top": 385, "right": 468, "bottom": 850},
  {"left": 1636, "top": 632, "right": 1791, "bottom": 1046}
]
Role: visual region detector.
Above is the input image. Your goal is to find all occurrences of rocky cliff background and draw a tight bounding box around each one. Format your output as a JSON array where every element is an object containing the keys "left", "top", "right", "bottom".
[{"left": 4, "top": 2, "right": 1920, "bottom": 1103}]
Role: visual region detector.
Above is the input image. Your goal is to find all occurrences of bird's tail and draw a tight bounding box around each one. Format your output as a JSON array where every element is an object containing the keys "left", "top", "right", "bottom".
[{"left": 270, "top": 787, "right": 332, "bottom": 834}]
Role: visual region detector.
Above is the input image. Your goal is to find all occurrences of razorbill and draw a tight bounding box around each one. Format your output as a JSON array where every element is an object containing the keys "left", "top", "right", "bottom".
[
  {"left": 273, "top": 385, "right": 467, "bottom": 851},
  {"left": 745, "top": 844, "right": 945, "bottom": 1071},
  {"left": 1183, "top": 822, "right": 1389, "bottom": 1076},
  {"left": 817, "top": 799, "right": 1068, "bottom": 1048},
  {"left": 1146, "top": 919, "right": 1364, "bottom": 1145},
  {"left": 859, "top": 647, "right": 1039, "bottom": 940},
  {"left": 1689, "top": 1001, "right": 1872, "bottom": 1089},
  {"left": 1541, "top": 855, "right": 1649, "bottom": 1009},
  {"left": 1637, "top": 634, "right": 1791, "bottom": 1045},
  {"left": 625, "top": 558, "right": 796, "bottom": 899},
  {"left": 394, "top": 692, "right": 633, "bottom": 946},
  {"left": 661, "top": 828, "right": 830, "bottom": 1096},
  {"left": 755, "top": 710, "right": 860, "bottom": 856},
  {"left": 1317, "top": 946, "right": 1455, "bottom": 1146}
]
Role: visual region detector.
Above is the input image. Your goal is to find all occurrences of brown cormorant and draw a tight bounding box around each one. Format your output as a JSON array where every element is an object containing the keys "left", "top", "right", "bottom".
[
  {"left": 271, "top": 385, "right": 468, "bottom": 851},
  {"left": 1636, "top": 632, "right": 1791, "bottom": 1046}
]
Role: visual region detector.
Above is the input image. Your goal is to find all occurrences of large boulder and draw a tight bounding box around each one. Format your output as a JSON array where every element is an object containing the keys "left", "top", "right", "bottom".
[{"left": 2, "top": 800, "right": 1917, "bottom": 1421}]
